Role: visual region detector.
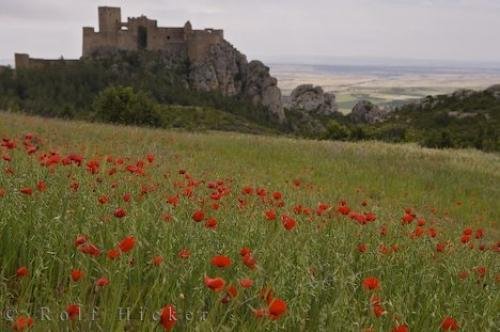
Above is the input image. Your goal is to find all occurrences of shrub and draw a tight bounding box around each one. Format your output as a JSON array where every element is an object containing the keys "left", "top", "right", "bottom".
[{"left": 93, "top": 86, "right": 161, "bottom": 127}]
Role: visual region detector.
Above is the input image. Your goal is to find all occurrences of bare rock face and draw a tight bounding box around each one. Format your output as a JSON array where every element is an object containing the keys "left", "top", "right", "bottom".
[
  {"left": 189, "top": 41, "right": 247, "bottom": 96},
  {"left": 486, "top": 84, "right": 500, "bottom": 98},
  {"left": 242, "top": 61, "right": 285, "bottom": 121},
  {"left": 350, "top": 100, "right": 388, "bottom": 124},
  {"left": 188, "top": 41, "right": 284, "bottom": 121},
  {"left": 289, "top": 84, "right": 339, "bottom": 115}
]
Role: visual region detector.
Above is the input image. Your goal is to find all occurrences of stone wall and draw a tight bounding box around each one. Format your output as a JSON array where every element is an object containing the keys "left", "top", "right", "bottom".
[
  {"left": 82, "top": 7, "right": 222, "bottom": 63},
  {"left": 15, "top": 53, "right": 78, "bottom": 70}
]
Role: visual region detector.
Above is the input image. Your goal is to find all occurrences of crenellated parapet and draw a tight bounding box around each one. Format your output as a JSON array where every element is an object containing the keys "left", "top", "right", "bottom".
[{"left": 82, "top": 7, "right": 224, "bottom": 62}]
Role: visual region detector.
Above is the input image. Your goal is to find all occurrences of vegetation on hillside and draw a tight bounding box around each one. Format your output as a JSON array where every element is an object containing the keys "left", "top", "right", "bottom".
[{"left": 0, "top": 52, "right": 499, "bottom": 152}]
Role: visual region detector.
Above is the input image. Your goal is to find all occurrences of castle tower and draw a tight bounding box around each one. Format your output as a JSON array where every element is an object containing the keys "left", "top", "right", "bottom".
[{"left": 98, "top": 7, "right": 121, "bottom": 32}]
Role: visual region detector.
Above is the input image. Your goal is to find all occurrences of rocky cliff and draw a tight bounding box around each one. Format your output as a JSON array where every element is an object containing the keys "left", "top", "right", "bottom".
[
  {"left": 287, "top": 84, "right": 339, "bottom": 115},
  {"left": 188, "top": 41, "right": 285, "bottom": 121},
  {"left": 349, "top": 100, "right": 389, "bottom": 124}
]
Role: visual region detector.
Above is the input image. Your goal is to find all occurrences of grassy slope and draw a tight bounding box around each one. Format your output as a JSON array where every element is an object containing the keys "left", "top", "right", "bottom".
[{"left": 0, "top": 112, "right": 499, "bottom": 331}]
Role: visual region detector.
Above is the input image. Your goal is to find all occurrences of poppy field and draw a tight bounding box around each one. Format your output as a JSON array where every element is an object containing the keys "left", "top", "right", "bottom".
[{"left": 0, "top": 112, "right": 499, "bottom": 331}]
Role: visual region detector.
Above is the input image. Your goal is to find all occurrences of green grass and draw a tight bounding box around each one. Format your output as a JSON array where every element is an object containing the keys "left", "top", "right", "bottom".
[{"left": 0, "top": 112, "right": 499, "bottom": 331}]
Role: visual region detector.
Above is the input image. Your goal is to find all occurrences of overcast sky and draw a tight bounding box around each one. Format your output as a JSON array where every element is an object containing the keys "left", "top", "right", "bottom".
[{"left": 1, "top": 0, "right": 500, "bottom": 66}]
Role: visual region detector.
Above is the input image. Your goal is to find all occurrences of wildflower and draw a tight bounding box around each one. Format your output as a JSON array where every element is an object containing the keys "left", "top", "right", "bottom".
[
  {"left": 118, "top": 236, "right": 136, "bottom": 253},
  {"left": 178, "top": 248, "right": 191, "bottom": 259},
  {"left": 392, "top": 324, "right": 409, "bottom": 332},
  {"left": 211, "top": 255, "right": 232, "bottom": 268},
  {"left": 114, "top": 208, "right": 127, "bottom": 218},
  {"left": 268, "top": 298, "right": 287, "bottom": 320},
  {"left": 16, "top": 266, "right": 29, "bottom": 278},
  {"left": 192, "top": 210, "right": 204, "bottom": 222},
  {"left": 12, "top": 315, "right": 34, "bottom": 331},
  {"left": 441, "top": 316, "right": 459, "bottom": 331},
  {"left": 71, "top": 269, "right": 84, "bottom": 282},
  {"left": 152, "top": 255, "right": 164, "bottom": 266},
  {"left": 160, "top": 304, "right": 176, "bottom": 331},
  {"left": 204, "top": 276, "right": 225, "bottom": 292},
  {"left": 239, "top": 278, "right": 254, "bottom": 288},
  {"left": 96, "top": 277, "right": 110, "bottom": 287},
  {"left": 66, "top": 304, "right": 80, "bottom": 320},
  {"left": 362, "top": 277, "right": 380, "bottom": 291},
  {"left": 20, "top": 187, "right": 33, "bottom": 196},
  {"left": 107, "top": 248, "right": 121, "bottom": 260}
]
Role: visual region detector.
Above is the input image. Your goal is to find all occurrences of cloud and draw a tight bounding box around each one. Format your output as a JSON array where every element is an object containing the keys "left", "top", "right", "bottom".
[{"left": 1, "top": 0, "right": 499, "bottom": 63}]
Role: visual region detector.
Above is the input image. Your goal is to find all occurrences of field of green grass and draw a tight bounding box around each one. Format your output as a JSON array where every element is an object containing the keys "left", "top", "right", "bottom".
[{"left": 0, "top": 112, "right": 499, "bottom": 331}]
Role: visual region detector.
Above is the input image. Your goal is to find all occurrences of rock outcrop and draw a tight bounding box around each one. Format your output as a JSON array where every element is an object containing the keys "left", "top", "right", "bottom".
[
  {"left": 288, "top": 84, "right": 339, "bottom": 115},
  {"left": 486, "top": 84, "right": 500, "bottom": 98},
  {"left": 242, "top": 61, "right": 284, "bottom": 121},
  {"left": 349, "top": 100, "right": 388, "bottom": 124},
  {"left": 188, "top": 41, "right": 284, "bottom": 121}
]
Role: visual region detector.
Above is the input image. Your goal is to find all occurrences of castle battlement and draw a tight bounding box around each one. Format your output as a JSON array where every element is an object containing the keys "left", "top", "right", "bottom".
[
  {"left": 15, "top": 6, "right": 227, "bottom": 69},
  {"left": 82, "top": 7, "right": 225, "bottom": 63}
]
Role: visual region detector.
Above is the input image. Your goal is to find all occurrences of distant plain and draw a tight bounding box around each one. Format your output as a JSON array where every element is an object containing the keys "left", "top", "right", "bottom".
[{"left": 270, "top": 63, "right": 500, "bottom": 113}]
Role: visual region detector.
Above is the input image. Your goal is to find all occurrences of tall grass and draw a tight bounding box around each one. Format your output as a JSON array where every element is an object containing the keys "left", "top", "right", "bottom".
[{"left": 0, "top": 112, "right": 498, "bottom": 331}]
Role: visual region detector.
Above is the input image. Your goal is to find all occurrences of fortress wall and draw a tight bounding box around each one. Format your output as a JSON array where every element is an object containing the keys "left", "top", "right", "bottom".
[
  {"left": 187, "top": 30, "right": 224, "bottom": 63},
  {"left": 15, "top": 53, "right": 78, "bottom": 69}
]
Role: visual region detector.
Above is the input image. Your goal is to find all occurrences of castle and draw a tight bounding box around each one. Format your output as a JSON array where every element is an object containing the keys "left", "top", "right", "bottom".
[{"left": 15, "top": 6, "right": 226, "bottom": 69}]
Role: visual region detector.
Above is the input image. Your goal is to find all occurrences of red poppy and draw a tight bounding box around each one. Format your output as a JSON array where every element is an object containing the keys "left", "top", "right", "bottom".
[
  {"left": 211, "top": 255, "right": 232, "bottom": 268},
  {"left": 474, "top": 266, "right": 487, "bottom": 278},
  {"left": 441, "top": 316, "right": 459, "bottom": 331},
  {"left": 107, "top": 248, "right": 121, "bottom": 260},
  {"left": 281, "top": 215, "right": 296, "bottom": 231},
  {"left": 242, "top": 254, "right": 257, "bottom": 269},
  {"left": 222, "top": 284, "right": 238, "bottom": 303},
  {"left": 436, "top": 243, "right": 446, "bottom": 252},
  {"left": 358, "top": 243, "right": 368, "bottom": 253},
  {"left": 12, "top": 315, "right": 34, "bottom": 331},
  {"left": 66, "top": 304, "right": 80, "bottom": 320},
  {"left": 152, "top": 255, "right": 164, "bottom": 266},
  {"left": 36, "top": 180, "right": 47, "bottom": 192},
  {"left": 16, "top": 266, "right": 29, "bottom": 278},
  {"left": 118, "top": 236, "right": 136, "bottom": 253},
  {"left": 240, "top": 247, "right": 252, "bottom": 256},
  {"left": 20, "top": 187, "right": 32, "bottom": 196},
  {"left": 178, "top": 248, "right": 191, "bottom": 259},
  {"left": 268, "top": 298, "right": 287, "bottom": 319},
  {"left": 265, "top": 209, "right": 277, "bottom": 221},
  {"left": 475, "top": 229, "right": 485, "bottom": 239},
  {"left": 337, "top": 201, "right": 351, "bottom": 215},
  {"left": 78, "top": 243, "right": 101, "bottom": 257},
  {"left": 272, "top": 192, "right": 282, "bottom": 200},
  {"left": 372, "top": 304, "right": 385, "bottom": 317},
  {"left": 71, "top": 269, "right": 84, "bottom": 282},
  {"left": 239, "top": 278, "right": 254, "bottom": 288},
  {"left": 96, "top": 277, "right": 110, "bottom": 287},
  {"left": 362, "top": 277, "right": 380, "bottom": 291},
  {"left": 392, "top": 324, "right": 409, "bottom": 332},
  {"left": 123, "top": 193, "right": 132, "bottom": 202},
  {"left": 98, "top": 195, "right": 109, "bottom": 204},
  {"left": 192, "top": 210, "right": 204, "bottom": 222},
  {"left": 114, "top": 208, "right": 127, "bottom": 218},
  {"left": 204, "top": 276, "right": 226, "bottom": 292},
  {"left": 74, "top": 235, "right": 87, "bottom": 247},
  {"left": 167, "top": 195, "right": 179, "bottom": 207},
  {"left": 160, "top": 304, "right": 177, "bottom": 331},
  {"left": 205, "top": 217, "right": 217, "bottom": 229}
]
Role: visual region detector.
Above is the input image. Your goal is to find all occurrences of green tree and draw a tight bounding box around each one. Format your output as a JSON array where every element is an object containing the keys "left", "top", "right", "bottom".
[{"left": 93, "top": 86, "right": 161, "bottom": 127}]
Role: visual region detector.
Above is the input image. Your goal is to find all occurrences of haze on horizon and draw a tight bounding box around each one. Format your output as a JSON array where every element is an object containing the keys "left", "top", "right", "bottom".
[{"left": 1, "top": 0, "right": 500, "bottom": 67}]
